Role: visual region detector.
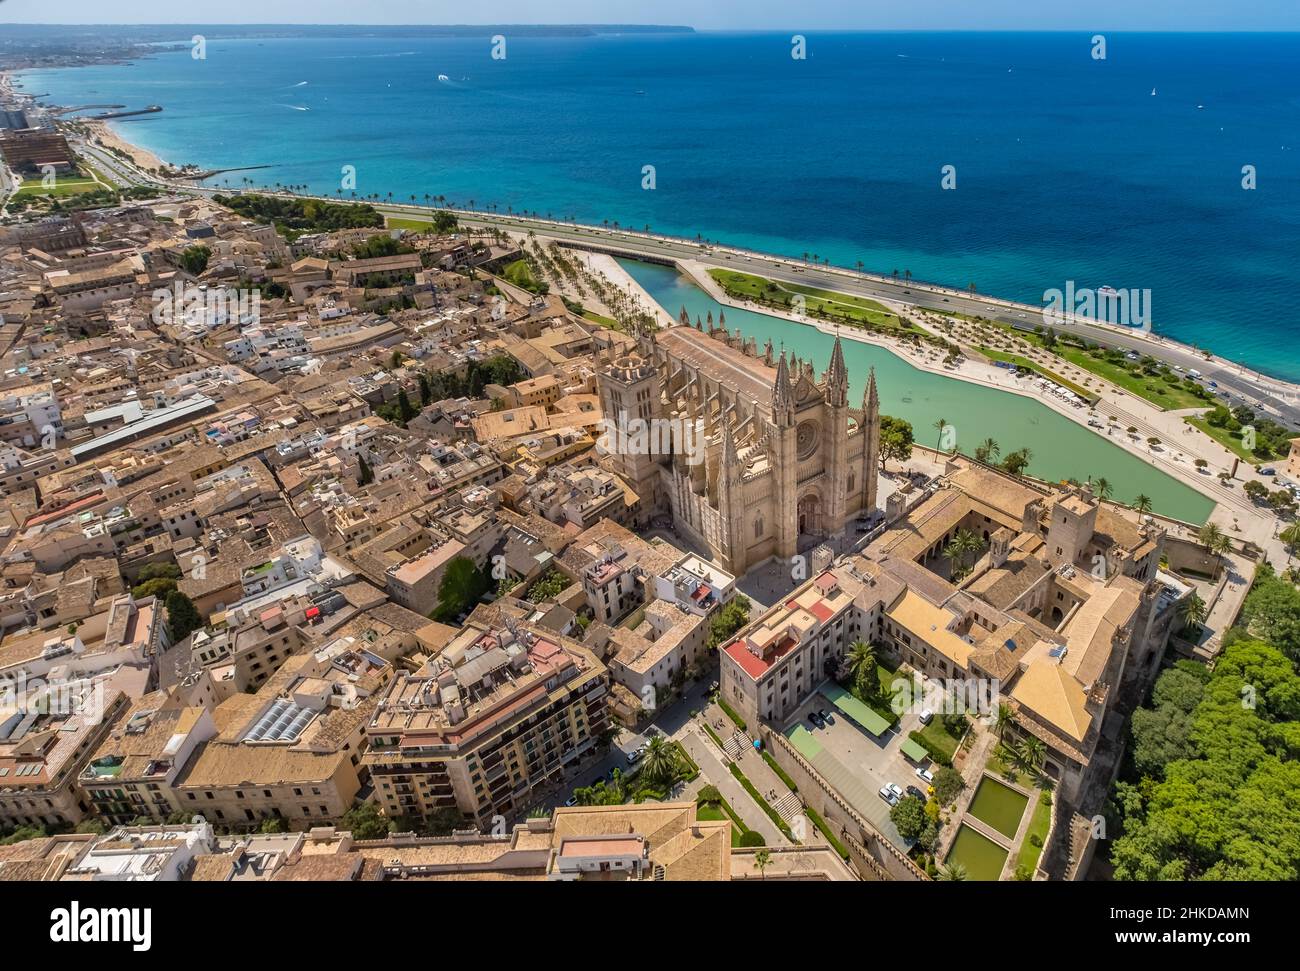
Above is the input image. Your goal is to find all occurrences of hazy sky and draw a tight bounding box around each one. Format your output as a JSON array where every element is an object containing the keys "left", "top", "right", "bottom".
[{"left": 2, "top": 0, "right": 1297, "bottom": 31}]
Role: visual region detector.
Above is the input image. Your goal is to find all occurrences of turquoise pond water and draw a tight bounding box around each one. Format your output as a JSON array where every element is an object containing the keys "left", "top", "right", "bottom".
[{"left": 621, "top": 258, "right": 1216, "bottom": 525}]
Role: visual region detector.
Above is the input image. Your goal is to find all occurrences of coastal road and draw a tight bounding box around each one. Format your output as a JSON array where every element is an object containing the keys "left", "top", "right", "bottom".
[{"left": 56, "top": 151, "right": 1300, "bottom": 429}]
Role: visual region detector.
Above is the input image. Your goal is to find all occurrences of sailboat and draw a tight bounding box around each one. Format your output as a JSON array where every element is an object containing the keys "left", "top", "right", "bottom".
[{"left": 1150, "top": 87, "right": 1156, "bottom": 96}]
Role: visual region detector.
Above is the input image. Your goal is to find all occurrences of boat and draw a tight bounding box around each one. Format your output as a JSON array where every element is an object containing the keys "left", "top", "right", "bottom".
[{"left": 1151, "top": 87, "right": 1156, "bottom": 96}]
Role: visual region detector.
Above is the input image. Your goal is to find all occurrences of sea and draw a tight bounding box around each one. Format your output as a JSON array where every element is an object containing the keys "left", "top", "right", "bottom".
[{"left": 16, "top": 30, "right": 1300, "bottom": 379}]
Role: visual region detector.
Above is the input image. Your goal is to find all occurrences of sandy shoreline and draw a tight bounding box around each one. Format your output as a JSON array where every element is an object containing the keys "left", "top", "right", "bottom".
[{"left": 84, "top": 119, "right": 168, "bottom": 172}]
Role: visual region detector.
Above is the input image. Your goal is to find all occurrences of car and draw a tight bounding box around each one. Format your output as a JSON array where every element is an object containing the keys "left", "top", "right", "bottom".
[
  {"left": 817, "top": 709, "right": 832, "bottom": 724},
  {"left": 878, "top": 782, "right": 903, "bottom": 806},
  {"left": 1260, "top": 467, "right": 1277, "bottom": 476},
  {"left": 626, "top": 748, "right": 643, "bottom": 764},
  {"left": 708, "top": 680, "right": 719, "bottom": 694},
  {"left": 1209, "top": 381, "right": 1218, "bottom": 388},
  {"left": 644, "top": 725, "right": 663, "bottom": 738},
  {"left": 564, "top": 796, "right": 578, "bottom": 807},
  {"left": 915, "top": 766, "right": 935, "bottom": 783},
  {"left": 809, "top": 712, "right": 826, "bottom": 729},
  {"left": 906, "top": 785, "right": 927, "bottom": 802},
  {"left": 918, "top": 708, "right": 933, "bottom": 725}
]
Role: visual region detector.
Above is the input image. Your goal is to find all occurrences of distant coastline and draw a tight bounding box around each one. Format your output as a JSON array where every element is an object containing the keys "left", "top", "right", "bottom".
[{"left": 7, "top": 32, "right": 1300, "bottom": 392}]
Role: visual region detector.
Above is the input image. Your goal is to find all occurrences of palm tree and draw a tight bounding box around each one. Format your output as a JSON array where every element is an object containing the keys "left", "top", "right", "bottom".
[
  {"left": 975, "top": 437, "right": 1000, "bottom": 464},
  {"left": 1197, "top": 522, "right": 1231, "bottom": 579},
  {"left": 845, "top": 641, "right": 877, "bottom": 685},
  {"left": 1132, "top": 494, "right": 1153, "bottom": 516},
  {"left": 640, "top": 735, "right": 679, "bottom": 785},
  {"left": 1092, "top": 477, "right": 1113, "bottom": 501},
  {"left": 938, "top": 862, "right": 968, "bottom": 881},
  {"left": 994, "top": 703, "right": 1017, "bottom": 742},
  {"left": 1280, "top": 522, "right": 1300, "bottom": 562},
  {"left": 933, "top": 418, "right": 949, "bottom": 452},
  {"left": 753, "top": 848, "right": 772, "bottom": 880},
  {"left": 1177, "top": 592, "right": 1207, "bottom": 636}
]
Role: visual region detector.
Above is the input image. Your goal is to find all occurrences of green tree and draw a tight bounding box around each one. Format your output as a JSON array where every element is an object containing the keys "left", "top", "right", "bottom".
[
  {"left": 974, "top": 438, "right": 1000, "bottom": 464},
  {"left": 932, "top": 766, "right": 965, "bottom": 806},
  {"left": 179, "top": 244, "right": 210, "bottom": 275},
  {"left": 752, "top": 847, "right": 772, "bottom": 879},
  {"left": 340, "top": 801, "right": 390, "bottom": 840},
  {"left": 706, "top": 595, "right": 751, "bottom": 651},
  {"left": 1132, "top": 494, "right": 1154, "bottom": 516},
  {"left": 133, "top": 576, "right": 178, "bottom": 600},
  {"left": 433, "top": 556, "right": 490, "bottom": 622},
  {"left": 164, "top": 590, "right": 203, "bottom": 642},
  {"left": 878, "top": 415, "right": 915, "bottom": 471},
  {"left": 889, "top": 795, "right": 928, "bottom": 840},
  {"left": 641, "top": 736, "right": 680, "bottom": 786},
  {"left": 1177, "top": 592, "right": 1208, "bottom": 637},
  {"left": 937, "top": 862, "right": 968, "bottom": 881}
]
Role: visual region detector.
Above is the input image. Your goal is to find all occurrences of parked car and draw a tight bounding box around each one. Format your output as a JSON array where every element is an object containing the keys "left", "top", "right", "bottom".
[
  {"left": 878, "top": 782, "right": 903, "bottom": 806},
  {"left": 809, "top": 712, "right": 826, "bottom": 729},
  {"left": 906, "top": 785, "right": 928, "bottom": 802},
  {"left": 564, "top": 796, "right": 578, "bottom": 807},
  {"left": 626, "top": 748, "right": 643, "bottom": 764},
  {"left": 1260, "top": 467, "right": 1277, "bottom": 476},
  {"left": 708, "top": 681, "right": 719, "bottom": 694},
  {"left": 915, "top": 766, "right": 935, "bottom": 784},
  {"left": 818, "top": 709, "right": 833, "bottom": 725},
  {"left": 918, "top": 708, "right": 934, "bottom": 725}
]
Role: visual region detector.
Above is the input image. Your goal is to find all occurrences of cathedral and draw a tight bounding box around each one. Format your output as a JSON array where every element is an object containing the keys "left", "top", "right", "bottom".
[{"left": 596, "top": 312, "right": 881, "bottom": 575}]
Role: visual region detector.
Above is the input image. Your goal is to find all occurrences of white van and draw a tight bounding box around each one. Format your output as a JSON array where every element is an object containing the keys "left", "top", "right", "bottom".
[{"left": 1188, "top": 369, "right": 1202, "bottom": 379}]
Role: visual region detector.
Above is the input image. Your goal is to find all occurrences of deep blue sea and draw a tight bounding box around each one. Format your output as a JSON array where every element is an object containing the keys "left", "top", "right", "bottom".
[{"left": 18, "top": 31, "right": 1300, "bottom": 378}]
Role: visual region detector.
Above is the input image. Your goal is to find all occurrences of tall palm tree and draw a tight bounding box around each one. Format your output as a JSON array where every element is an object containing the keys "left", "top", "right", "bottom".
[
  {"left": 845, "top": 641, "right": 877, "bottom": 683},
  {"left": 938, "top": 862, "right": 968, "bottom": 881},
  {"left": 994, "top": 703, "right": 1017, "bottom": 742},
  {"left": 975, "top": 438, "right": 1000, "bottom": 464},
  {"left": 1280, "top": 522, "right": 1300, "bottom": 562},
  {"left": 753, "top": 848, "right": 772, "bottom": 880},
  {"left": 1132, "top": 494, "right": 1153, "bottom": 516},
  {"left": 640, "top": 736, "right": 679, "bottom": 785},
  {"left": 1092, "top": 477, "right": 1113, "bottom": 501},
  {"left": 1177, "top": 592, "right": 1207, "bottom": 636},
  {"left": 1198, "top": 522, "right": 1231, "bottom": 579},
  {"left": 933, "top": 418, "right": 949, "bottom": 452}
]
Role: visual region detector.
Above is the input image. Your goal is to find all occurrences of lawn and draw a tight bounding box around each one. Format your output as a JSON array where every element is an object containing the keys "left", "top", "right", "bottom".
[
  {"left": 910, "top": 716, "right": 967, "bottom": 766},
  {"left": 385, "top": 215, "right": 432, "bottom": 231},
  {"left": 1014, "top": 793, "right": 1053, "bottom": 876},
  {"left": 981, "top": 324, "right": 1214, "bottom": 411},
  {"left": 697, "top": 793, "right": 748, "bottom": 847},
  {"left": 15, "top": 174, "right": 99, "bottom": 198},
  {"left": 709, "top": 268, "right": 913, "bottom": 333},
  {"left": 1185, "top": 415, "right": 1266, "bottom": 462},
  {"left": 582, "top": 309, "right": 621, "bottom": 330}
]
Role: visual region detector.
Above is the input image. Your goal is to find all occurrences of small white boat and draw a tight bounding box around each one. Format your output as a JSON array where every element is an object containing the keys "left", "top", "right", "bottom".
[{"left": 1150, "top": 87, "right": 1156, "bottom": 96}]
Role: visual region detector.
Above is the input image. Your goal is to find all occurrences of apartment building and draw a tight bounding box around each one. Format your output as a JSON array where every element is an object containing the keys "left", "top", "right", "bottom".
[{"left": 363, "top": 621, "right": 609, "bottom": 827}]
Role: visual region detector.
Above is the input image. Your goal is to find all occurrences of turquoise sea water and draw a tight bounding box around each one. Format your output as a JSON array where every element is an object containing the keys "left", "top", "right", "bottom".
[
  {"left": 621, "top": 258, "right": 1216, "bottom": 524},
  {"left": 16, "top": 31, "right": 1300, "bottom": 379}
]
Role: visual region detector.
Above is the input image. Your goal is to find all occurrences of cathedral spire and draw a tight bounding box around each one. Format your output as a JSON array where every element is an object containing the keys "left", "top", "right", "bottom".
[
  {"left": 864, "top": 366, "right": 879, "bottom": 417},
  {"left": 826, "top": 335, "right": 848, "bottom": 407},
  {"left": 772, "top": 351, "right": 795, "bottom": 427}
]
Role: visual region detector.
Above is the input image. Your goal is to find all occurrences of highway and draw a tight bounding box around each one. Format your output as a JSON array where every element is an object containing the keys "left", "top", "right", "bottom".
[{"left": 62, "top": 138, "right": 1300, "bottom": 428}]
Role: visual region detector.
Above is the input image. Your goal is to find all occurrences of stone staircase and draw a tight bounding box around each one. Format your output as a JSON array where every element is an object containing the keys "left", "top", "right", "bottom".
[
  {"left": 723, "top": 730, "right": 752, "bottom": 761},
  {"left": 772, "top": 790, "right": 803, "bottom": 823}
]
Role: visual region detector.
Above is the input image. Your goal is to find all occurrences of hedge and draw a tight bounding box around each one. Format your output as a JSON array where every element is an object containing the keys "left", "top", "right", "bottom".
[
  {"left": 804, "top": 804, "right": 851, "bottom": 861},
  {"left": 906, "top": 729, "right": 954, "bottom": 768},
  {"left": 729, "top": 763, "right": 796, "bottom": 842},
  {"left": 761, "top": 751, "right": 798, "bottom": 792},
  {"left": 718, "top": 697, "right": 747, "bottom": 731}
]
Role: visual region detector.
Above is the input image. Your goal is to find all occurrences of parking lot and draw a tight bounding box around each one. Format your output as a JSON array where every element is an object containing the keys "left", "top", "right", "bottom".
[{"left": 782, "top": 681, "right": 935, "bottom": 852}]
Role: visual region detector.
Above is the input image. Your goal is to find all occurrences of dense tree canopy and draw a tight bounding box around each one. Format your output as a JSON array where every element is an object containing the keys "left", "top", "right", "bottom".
[{"left": 1110, "top": 640, "right": 1300, "bottom": 880}]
